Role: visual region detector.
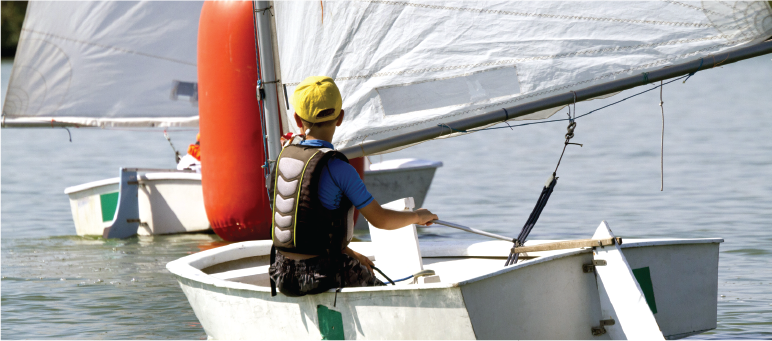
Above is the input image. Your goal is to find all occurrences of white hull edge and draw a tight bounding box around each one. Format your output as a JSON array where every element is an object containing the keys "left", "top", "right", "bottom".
[{"left": 167, "top": 237, "right": 722, "bottom": 339}]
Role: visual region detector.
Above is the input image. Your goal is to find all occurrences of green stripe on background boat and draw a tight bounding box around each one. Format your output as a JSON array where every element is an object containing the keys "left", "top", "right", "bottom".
[{"left": 100, "top": 192, "right": 119, "bottom": 222}]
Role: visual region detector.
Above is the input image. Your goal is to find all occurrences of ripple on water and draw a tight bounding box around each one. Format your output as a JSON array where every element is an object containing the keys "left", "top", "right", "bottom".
[{"left": 1, "top": 234, "right": 222, "bottom": 339}]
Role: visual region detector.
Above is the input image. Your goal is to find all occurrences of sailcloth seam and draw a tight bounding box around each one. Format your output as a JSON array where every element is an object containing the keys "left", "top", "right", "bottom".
[
  {"left": 375, "top": 65, "right": 517, "bottom": 90},
  {"left": 335, "top": 37, "right": 754, "bottom": 147},
  {"left": 362, "top": 0, "right": 717, "bottom": 28},
  {"left": 21, "top": 28, "right": 197, "bottom": 67},
  {"left": 663, "top": 0, "right": 724, "bottom": 16},
  {"left": 284, "top": 33, "right": 741, "bottom": 86}
]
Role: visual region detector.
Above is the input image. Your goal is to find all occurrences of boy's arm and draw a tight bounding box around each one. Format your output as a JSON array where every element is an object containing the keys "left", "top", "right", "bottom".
[{"left": 359, "top": 200, "right": 438, "bottom": 230}]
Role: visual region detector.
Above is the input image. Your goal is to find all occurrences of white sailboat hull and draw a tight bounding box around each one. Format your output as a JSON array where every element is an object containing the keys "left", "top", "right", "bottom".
[
  {"left": 167, "top": 238, "right": 721, "bottom": 339},
  {"left": 64, "top": 159, "right": 441, "bottom": 236},
  {"left": 356, "top": 159, "right": 443, "bottom": 230},
  {"left": 64, "top": 172, "right": 210, "bottom": 236}
]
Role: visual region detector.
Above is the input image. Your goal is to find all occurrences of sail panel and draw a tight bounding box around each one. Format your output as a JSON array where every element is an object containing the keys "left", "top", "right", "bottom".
[
  {"left": 2, "top": 1, "right": 203, "bottom": 125},
  {"left": 273, "top": 1, "right": 772, "bottom": 150}
]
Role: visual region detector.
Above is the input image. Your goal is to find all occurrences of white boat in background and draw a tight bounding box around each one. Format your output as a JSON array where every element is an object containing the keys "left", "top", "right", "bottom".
[
  {"left": 167, "top": 216, "right": 722, "bottom": 339},
  {"left": 365, "top": 159, "right": 443, "bottom": 209},
  {"left": 64, "top": 169, "right": 210, "bottom": 237},
  {"left": 65, "top": 158, "right": 442, "bottom": 237},
  {"left": 356, "top": 158, "right": 443, "bottom": 230}
]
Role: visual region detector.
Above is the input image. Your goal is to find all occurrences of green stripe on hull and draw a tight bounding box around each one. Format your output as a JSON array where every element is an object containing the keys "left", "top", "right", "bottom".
[
  {"left": 632, "top": 266, "right": 658, "bottom": 314},
  {"left": 100, "top": 192, "right": 119, "bottom": 222},
  {"left": 317, "top": 305, "right": 344, "bottom": 340}
]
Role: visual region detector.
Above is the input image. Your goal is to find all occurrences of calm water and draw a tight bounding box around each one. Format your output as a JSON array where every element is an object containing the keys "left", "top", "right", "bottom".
[{"left": 2, "top": 56, "right": 771, "bottom": 339}]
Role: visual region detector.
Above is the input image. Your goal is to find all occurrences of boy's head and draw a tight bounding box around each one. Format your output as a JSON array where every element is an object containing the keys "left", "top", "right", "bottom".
[{"left": 291, "top": 76, "right": 342, "bottom": 128}]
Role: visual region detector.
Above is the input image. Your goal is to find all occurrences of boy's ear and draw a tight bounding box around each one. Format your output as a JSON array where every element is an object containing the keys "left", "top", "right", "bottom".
[
  {"left": 294, "top": 113, "right": 304, "bottom": 129},
  {"left": 335, "top": 110, "right": 345, "bottom": 127}
]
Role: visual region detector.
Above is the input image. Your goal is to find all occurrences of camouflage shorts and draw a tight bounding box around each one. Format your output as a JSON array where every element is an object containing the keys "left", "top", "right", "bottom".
[{"left": 269, "top": 251, "right": 385, "bottom": 297}]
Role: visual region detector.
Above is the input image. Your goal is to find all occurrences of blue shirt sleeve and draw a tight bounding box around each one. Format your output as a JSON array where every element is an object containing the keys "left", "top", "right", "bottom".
[{"left": 318, "top": 158, "right": 374, "bottom": 210}]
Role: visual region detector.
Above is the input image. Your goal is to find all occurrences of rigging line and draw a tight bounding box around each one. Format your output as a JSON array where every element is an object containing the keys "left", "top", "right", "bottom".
[
  {"left": 712, "top": 52, "right": 730, "bottom": 68},
  {"left": 359, "top": 135, "right": 373, "bottom": 165},
  {"left": 573, "top": 74, "right": 688, "bottom": 120},
  {"left": 500, "top": 108, "right": 514, "bottom": 130},
  {"left": 683, "top": 58, "right": 704, "bottom": 83},
  {"left": 660, "top": 80, "right": 664, "bottom": 191},
  {"left": 436, "top": 123, "right": 468, "bottom": 134},
  {"left": 459, "top": 74, "right": 692, "bottom": 133},
  {"left": 254, "top": 5, "right": 273, "bottom": 16}
]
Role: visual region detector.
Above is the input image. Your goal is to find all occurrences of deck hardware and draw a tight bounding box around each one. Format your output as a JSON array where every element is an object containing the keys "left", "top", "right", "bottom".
[
  {"left": 583, "top": 260, "right": 606, "bottom": 273},
  {"left": 126, "top": 219, "right": 141, "bottom": 223},
  {"left": 591, "top": 318, "right": 616, "bottom": 336}
]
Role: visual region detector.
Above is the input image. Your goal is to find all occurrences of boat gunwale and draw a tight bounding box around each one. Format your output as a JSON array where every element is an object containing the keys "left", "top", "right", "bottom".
[
  {"left": 365, "top": 163, "right": 443, "bottom": 175},
  {"left": 64, "top": 172, "right": 202, "bottom": 194},
  {"left": 166, "top": 237, "right": 723, "bottom": 294}
]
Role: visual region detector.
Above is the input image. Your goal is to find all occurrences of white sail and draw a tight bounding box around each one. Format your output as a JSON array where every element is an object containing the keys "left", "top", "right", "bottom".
[
  {"left": 273, "top": 1, "right": 772, "bottom": 150},
  {"left": 2, "top": 1, "right": 203, "bottom": 128}
]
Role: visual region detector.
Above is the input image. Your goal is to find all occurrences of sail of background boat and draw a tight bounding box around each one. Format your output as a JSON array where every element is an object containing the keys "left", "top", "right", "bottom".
[{"left": 1, "top": 1, "right": 202, "bottom": 128}]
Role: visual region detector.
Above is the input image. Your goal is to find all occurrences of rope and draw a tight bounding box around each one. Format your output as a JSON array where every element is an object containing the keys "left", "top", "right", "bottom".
[
  {"left": 502, "top": 108, "right": 513, "bottom": 130},
  {"left": 683, "top": 58, "right": 704, "bottom": 83},
  {"left": 660, "top": 80, "right": 664, "bottom": 191},
  {"left": 505, "top": 176, "right": 558, "bottom": 266},
  {"left": 500, "top": 71, "right": 698, "bottom": 267},
  {"left": 359, "top": 135, "right": 373, "bottom": 165},
  {"left": 254, "top": 5, "right": 273, "bottom": 16},
  {"left": 371, "top": 266, "right": 396, "bottom": 285},
  {"left": 505, "top": 92, "right": 578, "bottom": 266},
  {"left": 436, "top": 123, "right": 468, "bottom": 134},
  {"left": 393, "top": 275, "right": 414, "bottom": 283},
  {"left": 473, "top": 73, "right": 691, "bottom": 133}
]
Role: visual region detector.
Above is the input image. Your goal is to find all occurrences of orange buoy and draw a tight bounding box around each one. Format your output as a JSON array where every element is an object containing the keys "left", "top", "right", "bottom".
[{"left": 198, "top": 1, "right": 271, "bottom": 241}]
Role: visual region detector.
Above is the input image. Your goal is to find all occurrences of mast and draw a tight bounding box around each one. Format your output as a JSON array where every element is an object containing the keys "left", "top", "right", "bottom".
[
  {"left": 339, "top": 39, "right": 772, "bottom": 159},
  {"left": 254, "top": 0, "right": 282, "bottom": 164}
]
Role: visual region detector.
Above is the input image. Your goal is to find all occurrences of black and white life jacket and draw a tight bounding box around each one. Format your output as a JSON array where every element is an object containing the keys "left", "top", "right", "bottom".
[{"left": 270, "top": 144, "right": 355, "bottom": 255}]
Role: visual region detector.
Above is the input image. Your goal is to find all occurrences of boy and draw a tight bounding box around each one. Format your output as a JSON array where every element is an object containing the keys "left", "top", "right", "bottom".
[{"left": 269, "top": 76, "right": 438, "bottom": 297}]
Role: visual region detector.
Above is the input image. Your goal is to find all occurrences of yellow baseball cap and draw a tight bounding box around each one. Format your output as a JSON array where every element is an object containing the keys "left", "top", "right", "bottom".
[{"left": 291, "top": 76, "right": 342, "bottom": 123}]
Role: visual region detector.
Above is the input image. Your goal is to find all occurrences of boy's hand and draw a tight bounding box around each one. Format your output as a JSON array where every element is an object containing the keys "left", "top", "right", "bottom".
[
  {"left": 355, "top": 253, "right": 375, "bottom": 274},
  {"left": 415, "top": 208, "right": 438, "bottom": 226},
  {"left": 344, "top": 247, "right": 374, "bottom": 273}
]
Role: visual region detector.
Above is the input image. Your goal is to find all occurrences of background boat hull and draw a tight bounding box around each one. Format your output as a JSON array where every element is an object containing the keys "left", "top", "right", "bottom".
[{"left": 65, "top": 173, "right": 210, "bottom": 236}]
